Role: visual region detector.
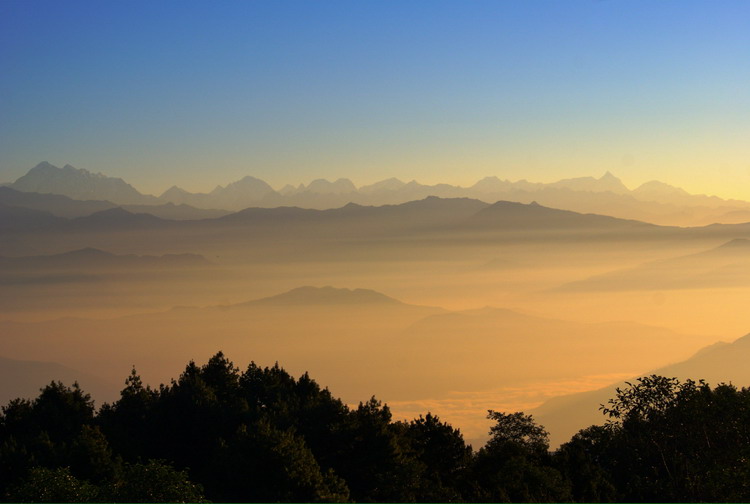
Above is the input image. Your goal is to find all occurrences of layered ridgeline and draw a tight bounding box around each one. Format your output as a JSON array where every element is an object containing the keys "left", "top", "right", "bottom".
[{"left": 6, "top": 162, "right": 750, "bottom": 225}]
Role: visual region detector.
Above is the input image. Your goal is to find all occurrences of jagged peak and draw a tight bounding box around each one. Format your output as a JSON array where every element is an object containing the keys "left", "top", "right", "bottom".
[
  {"left": 31, "top": 161, "right": 57, "bottom": 171},
  {"left": 160, "top": 185, "right": 189, "bottom": 197},
  {"left": 235, "top": 175, "right": 269, "bottom": 184}
]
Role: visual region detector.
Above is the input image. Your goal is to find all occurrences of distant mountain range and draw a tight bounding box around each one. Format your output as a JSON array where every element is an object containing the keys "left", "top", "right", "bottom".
[
  {"left": 0, "top": 186, "right": 230, "bottom": 220},
  {"left": 0, "top": 194, "right": 638, "bottom": 234},
  {"left": 5, "top": 194, "right": 750, "bottom": 263},
  {"left": 11, "top": 162, "right": 156, "bottom": 205},
  {"left": 7, "top": 162, "right": 750, "bottom": 226}
]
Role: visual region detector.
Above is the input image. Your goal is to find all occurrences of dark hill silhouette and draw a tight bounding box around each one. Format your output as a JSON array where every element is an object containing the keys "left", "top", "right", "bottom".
[
  {"left": 0, "top": 186, "right": 115, "bottom": 217},
  {"left": 239, "top": 286, "right": 403, "bottom": 306},
  {"left": 0, "top": 203, "right": 65, "bottom": 231},
  {"left": 67, "top": 207, "right": 169, "bottom": 231},
  {"left": 121, "top": 202, "right": 229, "bottom": 220},
  {"left": 0, "top": 186, "right": 230, "bottom": 220},
  {"left": 464, "top": 200, "right": 656, "bottom": 231},
  {"left": 532, "top": 331, "right": 750, "bottom": 447},
  {"left": 218, "top": 196, "right": 489, "bottom": 235},
  {"left": 0, "top": 248, "right": 210, "bottom": 271}
]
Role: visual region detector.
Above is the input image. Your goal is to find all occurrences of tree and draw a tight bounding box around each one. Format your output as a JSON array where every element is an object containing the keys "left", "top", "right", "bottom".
[
  {"left": 207, "top": 420, "right": 349, "bottom": 502},
  {"left": 553, "top": 425, "right": 617, "bottom": 502},
  {"left": 485, "top": 411, "right": 549, "bottom": 456},
  {"left": 106, "top": 459, "right": 208, "bottom": 503},
  {"left": 405, "top": 412, "right": 473, "bottom": 502},
  {"left": 97, "top": 367, "right": 159, "bottom": 462},
  {"left": 7, "top": 466, "right": 99, "bottom": 503},
  {"left": 471, "top": 410, "right": 571, "bottom": 502},
  {"left": 564, "top": 375, "right": 750, "bottom": 502}
]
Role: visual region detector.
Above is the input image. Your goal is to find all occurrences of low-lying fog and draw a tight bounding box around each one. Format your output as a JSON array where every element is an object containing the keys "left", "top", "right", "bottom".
[{"left": 2, "top": 200, "right": 749, "bottom": 446}]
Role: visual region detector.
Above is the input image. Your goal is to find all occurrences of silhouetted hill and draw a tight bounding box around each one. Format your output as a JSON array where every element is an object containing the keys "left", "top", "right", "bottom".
[
  {"left": 533, "top": 332, "right": 750, "bottom": 447},
  {"left": 218, "top": 196, "right": 489, "bottom": 235},
  {"left": 240, "top": 286, "right": 402, "bottom": 306},
  {"left": 463, "top": 200, "right": 655, "bottom": 232},
  {"left": 0, "top": 203, "right": 65, "bottom": 231},
  {"left": 122, "top": 202, "right": 230, "bottom": 220},
  {"left": 68, "top": 207, "right": 169, "bottom": 230},
  {"left": 0, "top": 248, "right": 210, "bottom": 271},
  {"left": 11, "top": 162, "right": 156, "bottom": 205},
  {"left": 0, "top": 186, "right": 116, "bottom": 217},
  {"left": 0, "top": 186, "right": 230, "bottom": 220}
]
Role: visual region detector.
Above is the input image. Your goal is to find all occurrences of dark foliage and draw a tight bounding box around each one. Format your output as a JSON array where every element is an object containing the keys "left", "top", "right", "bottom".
[
  {"left": 558, "top": 375, "right": 750, "bottom": 502},
  {"left": 3, "top": 354, "right": 750, "bottom": 502}
]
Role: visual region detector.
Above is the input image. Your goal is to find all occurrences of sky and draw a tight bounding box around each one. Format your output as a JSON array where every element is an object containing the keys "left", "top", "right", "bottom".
[{"left": 1, "top": 0, "right": 749, "bottom": 198}]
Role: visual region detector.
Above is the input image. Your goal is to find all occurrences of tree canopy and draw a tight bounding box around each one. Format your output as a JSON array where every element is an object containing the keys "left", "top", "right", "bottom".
[{"left": 2, "top": 356, "right": 750, "bottom": 502}]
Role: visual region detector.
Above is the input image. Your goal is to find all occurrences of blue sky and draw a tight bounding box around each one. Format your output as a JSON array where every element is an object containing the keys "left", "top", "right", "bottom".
[{"left": 1, "top": 0, "right": 748, "bottom": 197}]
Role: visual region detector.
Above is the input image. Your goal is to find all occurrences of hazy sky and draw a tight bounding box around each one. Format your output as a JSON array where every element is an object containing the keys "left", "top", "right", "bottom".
[{"left": 1, "top": 0, "right": 748, "bottom": 198}]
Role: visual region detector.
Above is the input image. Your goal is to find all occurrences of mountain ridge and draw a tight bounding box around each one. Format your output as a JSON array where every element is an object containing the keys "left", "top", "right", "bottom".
[
  {"left": 237, "top": 286, "right": 403, "bottom": 307},
  {"left": 11, "top": 163, "right": 750, "bottom": 226},
  {"left": 11, "top": 162, "right": 157, "bottom": 205}
]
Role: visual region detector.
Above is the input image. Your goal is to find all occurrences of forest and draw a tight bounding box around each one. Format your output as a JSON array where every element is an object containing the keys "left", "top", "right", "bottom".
[{"left": 2, "top": 352, "right": 750, "bottom": 503}]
